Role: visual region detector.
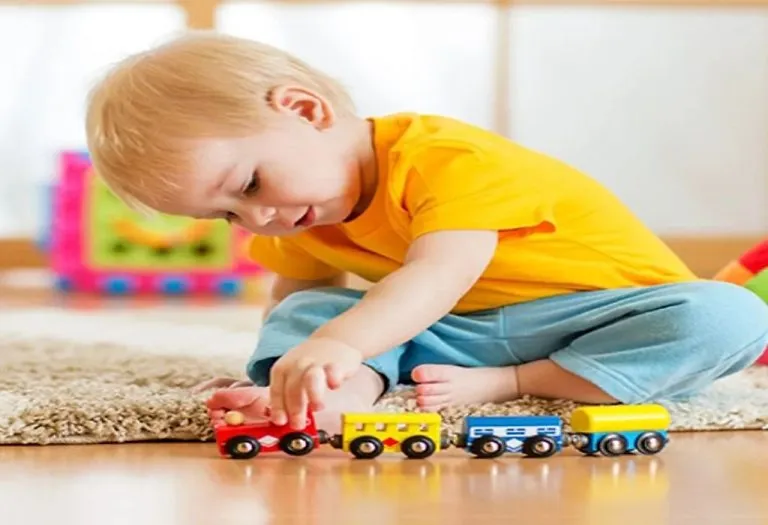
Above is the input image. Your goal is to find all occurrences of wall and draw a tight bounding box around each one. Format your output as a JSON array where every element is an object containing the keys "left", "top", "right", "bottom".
[{"left": 1, "top": 1, "right": 766, "bottom": 276}]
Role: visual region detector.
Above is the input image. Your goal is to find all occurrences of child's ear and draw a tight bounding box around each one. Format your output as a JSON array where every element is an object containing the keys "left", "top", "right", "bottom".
[{"left": 268, "top": 85, "right": 335, "bottom": 129}]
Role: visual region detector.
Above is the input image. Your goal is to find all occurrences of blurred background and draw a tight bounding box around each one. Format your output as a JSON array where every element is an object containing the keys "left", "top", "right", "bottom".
[{"left": 0, "top": 0, "right": 766, "bottom": 283}]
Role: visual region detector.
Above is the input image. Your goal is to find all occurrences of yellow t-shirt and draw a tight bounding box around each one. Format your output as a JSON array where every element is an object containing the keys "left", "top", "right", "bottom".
[{"left": 249, "top": 113, "right": 696, "bottom": 313}]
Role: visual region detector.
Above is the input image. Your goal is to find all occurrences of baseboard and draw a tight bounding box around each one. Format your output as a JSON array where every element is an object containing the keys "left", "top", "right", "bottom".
[
  {"left": 0, "top": 235, "right": 763, "bottom": 279},
  {"left": 661, "top": 236, "right": 764, "bottom": 279},
  {"left": 0, "top": 238, "right": 46, "bottom": 270}
]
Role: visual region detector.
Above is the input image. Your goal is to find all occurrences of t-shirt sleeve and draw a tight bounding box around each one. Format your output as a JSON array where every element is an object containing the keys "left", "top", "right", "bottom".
[
  {"left": 248, "top": 235, "right": 342, "bottom": 280},
  {"left": 405, "top": 147, "right": 557, "bottom": 239}
]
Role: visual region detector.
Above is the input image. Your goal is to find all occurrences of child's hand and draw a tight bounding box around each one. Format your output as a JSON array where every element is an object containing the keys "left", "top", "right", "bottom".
[{"left": 269, "top": 336, "right": 363, "bottom": 429}]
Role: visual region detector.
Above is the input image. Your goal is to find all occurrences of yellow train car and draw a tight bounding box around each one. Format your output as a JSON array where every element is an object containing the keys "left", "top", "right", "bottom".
[
  {"left": 568, "top": 404, "right": 671, "bottom": 457},
  {"left": 328, "top": 412, "right": 450, "bottom": 459}
]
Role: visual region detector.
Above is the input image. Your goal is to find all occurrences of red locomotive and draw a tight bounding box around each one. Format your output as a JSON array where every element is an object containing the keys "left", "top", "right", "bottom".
[{"left": 213, "top": 410, "right": 330, "bottom": 459}]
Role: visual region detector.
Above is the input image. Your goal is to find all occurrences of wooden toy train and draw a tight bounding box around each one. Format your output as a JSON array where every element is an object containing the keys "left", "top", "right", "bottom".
[{"left": 213, "top": 403, "right": 670, "bottom": 460}]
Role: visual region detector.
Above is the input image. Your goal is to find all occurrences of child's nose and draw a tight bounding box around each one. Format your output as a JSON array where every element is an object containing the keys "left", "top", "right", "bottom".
[{"left": 247, "top": 206, "right": 276, "bottom": 227}]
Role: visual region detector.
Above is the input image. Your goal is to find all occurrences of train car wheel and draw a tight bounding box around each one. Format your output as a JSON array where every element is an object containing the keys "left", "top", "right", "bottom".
[
  {"left": 401, "top": 436, "right": 436, "bottom": 459},
  {"left": 226, "top": 436, "right": 261, "bottom": 459},
  {"left": 522, "top": 435, "right": 558, "bottom": 458},
  {"left": 597, "top": 434, "right": 628, "bottom": 456},
  {"left": 349, "top": 436, "right": 384, "bottom": 459},
  {"left": 470, "top": 435, "right": 506, "bottom": 459},
  {"left": 635, "top": 432, "right": 666, "bottom": 455},
  {"left": 279, "top": 432, "right": 315, "bottom": 456}
]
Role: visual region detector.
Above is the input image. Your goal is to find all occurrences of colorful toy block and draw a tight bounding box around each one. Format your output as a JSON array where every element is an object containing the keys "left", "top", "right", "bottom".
[{"left": 45, "top": 151, "right": 261, "bottom": 296}]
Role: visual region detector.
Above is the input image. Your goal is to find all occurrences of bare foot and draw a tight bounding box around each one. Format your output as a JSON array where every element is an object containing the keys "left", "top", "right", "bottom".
[
  {"left": 205, "top": 386, "right": 271, "bottom": 426},
  {"left": 192, "top": 376, "right": 254, "bottom": 393},
  {"left": 200, "top": 366, "right": 385, "bottom": 435},
  {"left": 311, "top": 365, "right": 384, "bottom": 434},
  {"left": 411, "top": 364, "right": 520, "bottom": 410}
]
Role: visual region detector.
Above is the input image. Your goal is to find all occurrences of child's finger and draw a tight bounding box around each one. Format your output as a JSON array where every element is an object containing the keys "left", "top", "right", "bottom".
[
  {"left": 268, "top": 368, "right": 288, "bottom": 426},
  {"left": 324, "top": 363, "right": 345, "bottom": 390},
  {"left": 303, "top": 365, "right": 326, "bottom": 411},
  {"left": 284, "top": 368, "right": 309, "bottom": 429}
]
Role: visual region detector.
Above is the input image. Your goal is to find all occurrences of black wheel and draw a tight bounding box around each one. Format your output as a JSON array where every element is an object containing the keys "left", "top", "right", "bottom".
[
  {"left": 279, "top": 432, "right": 315, "bottom": 456},
  {"left": 598, "top": 434, "right": 628, "bottom": 456},
  {"left": 522, "top": 435, "right": 558, "bottom": 458},
  {"left": 226, "top": 436, "right": 260, "bottom": 459},
  {"left": 349, "top": 436, "right": 384, "bottom": 459},
  {"left": 328, "top": 434, "right": 343, "bottom": 449},
  {"left": 401, "top": 436, "right": 437, "bottom": 459},
  {"left": 470, "top": 435, "right": 506, "bottom": 459},
  {"left": 635, "top": 432, "right": 666, "bottom": 455}
]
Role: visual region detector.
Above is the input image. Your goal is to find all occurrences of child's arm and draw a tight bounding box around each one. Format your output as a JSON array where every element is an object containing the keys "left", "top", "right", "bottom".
[
  {"left": 190, "top": 272, "right": 346, "bottom": 394},
  {"left": 268, "top": 229, "right": 497, "bottom": 427},
  {"left": 313, "top": 229, "right": 497, "bottom": 354}
]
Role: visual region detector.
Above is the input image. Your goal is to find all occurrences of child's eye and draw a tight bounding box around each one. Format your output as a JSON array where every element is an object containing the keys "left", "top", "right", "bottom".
[{"left": 243, "top": 170, "right": 260, "bottom": 195}]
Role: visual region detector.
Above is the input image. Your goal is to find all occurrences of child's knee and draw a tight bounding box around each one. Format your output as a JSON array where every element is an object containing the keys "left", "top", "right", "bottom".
[
  {"left": 671, "top": 281, "right": 768, "bottom": 365},
  {"left": 652, "top": 281, "right": 768, "bottom": 397},
  {"left": 557, "top": 281, "right": 768, "bottom": 403},
  {"left": 265, "top": 286, "right": 365, "bottom": 326},
  {"left": 247, "top": 287, "right": 366, "bottom": 386}
]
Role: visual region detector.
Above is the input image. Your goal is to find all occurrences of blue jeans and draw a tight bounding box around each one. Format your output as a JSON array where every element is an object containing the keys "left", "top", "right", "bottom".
[{"left": 246, "top": 281, "right": 768, "bottom": 403}]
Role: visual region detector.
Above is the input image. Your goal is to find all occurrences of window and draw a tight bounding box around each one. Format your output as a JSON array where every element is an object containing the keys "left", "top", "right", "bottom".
[{"left": 0, "top": 4, "right": 185, "bottom": 238}]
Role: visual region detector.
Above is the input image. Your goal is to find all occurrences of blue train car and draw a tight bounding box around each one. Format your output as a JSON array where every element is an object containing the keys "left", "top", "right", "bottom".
[{"left": 457, "top": 415, "right": 564, "bottom": 458}]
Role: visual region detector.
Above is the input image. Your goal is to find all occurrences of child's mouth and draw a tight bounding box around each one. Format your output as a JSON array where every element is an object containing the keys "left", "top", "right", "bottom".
[{"left": 295, "top": 207, "right": 315, "bottom": 228}]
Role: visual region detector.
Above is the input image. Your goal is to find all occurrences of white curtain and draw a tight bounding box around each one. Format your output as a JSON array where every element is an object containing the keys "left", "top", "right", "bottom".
[
  {"left": 0, "top": 4, "right": 186, "bottom": 239},
  {"left": 1, "top": 2, "right": 766, "bottom": 239}
]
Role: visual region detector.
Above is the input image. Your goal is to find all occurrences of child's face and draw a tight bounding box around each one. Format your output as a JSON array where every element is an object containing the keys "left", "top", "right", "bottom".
[{"left": 153, "top": 87, "right": 368, "bottom": 237}]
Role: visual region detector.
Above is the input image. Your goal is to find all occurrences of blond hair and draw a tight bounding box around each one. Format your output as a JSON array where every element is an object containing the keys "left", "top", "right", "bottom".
[{"left": 85, "top": 31, "right": 356, "bottom": 211}]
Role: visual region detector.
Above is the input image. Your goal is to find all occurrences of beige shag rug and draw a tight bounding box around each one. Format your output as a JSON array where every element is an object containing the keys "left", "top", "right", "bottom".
[{"left": 0, "top": 306, "right": 766, "bottom": 445}]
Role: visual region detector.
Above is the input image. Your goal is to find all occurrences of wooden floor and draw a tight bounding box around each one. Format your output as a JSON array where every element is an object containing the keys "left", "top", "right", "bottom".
[
  {"left": 1, "top": 433, "right": 767, "bottom": 524},
  {"left": 2, "top": 270, "right": 768, "bottom": 524}
]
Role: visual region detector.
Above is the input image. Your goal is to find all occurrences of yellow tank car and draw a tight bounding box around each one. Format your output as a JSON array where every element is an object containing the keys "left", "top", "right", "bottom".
[
  {"left": 567, "top": 404, "right": 671, "bottom": 457},
  {"left": 328, "top": 412, "right": 450, "bottom": 459}
]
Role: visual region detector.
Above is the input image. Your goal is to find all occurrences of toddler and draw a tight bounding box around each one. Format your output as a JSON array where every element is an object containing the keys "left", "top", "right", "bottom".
[{"left": 85, "top": 31, "right": 768, "bottom": 433}]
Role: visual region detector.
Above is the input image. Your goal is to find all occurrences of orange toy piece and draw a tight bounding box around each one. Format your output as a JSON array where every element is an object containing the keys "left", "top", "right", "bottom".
[{"left": 714, "top": 239, "right": 768, "bottom": 284}]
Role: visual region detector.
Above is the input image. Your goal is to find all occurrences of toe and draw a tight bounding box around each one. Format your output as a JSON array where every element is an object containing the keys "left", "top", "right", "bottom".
[
  {"left": 415, "top": 382, "right": 451, "bottom": 396},
  {"left": 412, "top": 364, "right": 461, "bottom": 383},
  {"left": 417, "top": 393, "right": 451, "bottom": 410}
]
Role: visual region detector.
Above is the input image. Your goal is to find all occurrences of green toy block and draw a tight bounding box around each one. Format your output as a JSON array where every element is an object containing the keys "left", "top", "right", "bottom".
[
  {"left": 744, "top": 269, "right": 768, "bottom": 303},
  {"left": 87, "top": 177, "right": 233, "bottom": 270}
]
